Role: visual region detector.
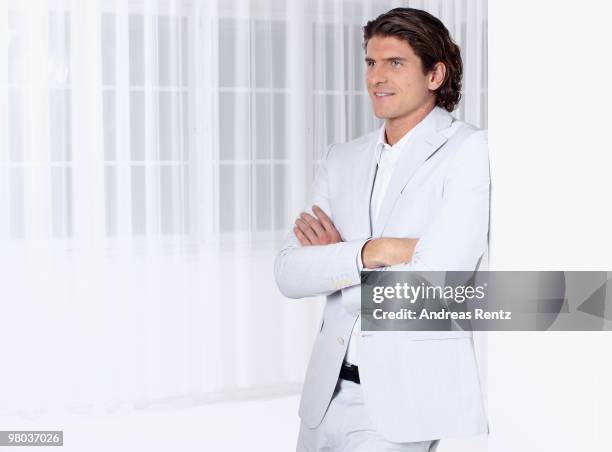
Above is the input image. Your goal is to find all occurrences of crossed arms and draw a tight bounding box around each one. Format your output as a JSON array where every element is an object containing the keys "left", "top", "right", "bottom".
[
  {"left": 294, "top": 205, "right": 418, "bottom": 270},
  {"left": 274, "top": 131, "right": 490, "bottom": 299}
]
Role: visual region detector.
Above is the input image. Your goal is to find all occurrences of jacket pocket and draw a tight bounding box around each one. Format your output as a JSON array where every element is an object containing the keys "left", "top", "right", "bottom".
[{"left": 396, "top": 330, "right": 473, "bottom": 341}]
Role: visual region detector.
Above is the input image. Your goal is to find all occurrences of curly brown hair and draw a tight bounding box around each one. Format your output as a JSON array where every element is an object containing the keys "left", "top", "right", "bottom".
[{"left": 363, "top": 7, "right": 463, "bottom": 112}]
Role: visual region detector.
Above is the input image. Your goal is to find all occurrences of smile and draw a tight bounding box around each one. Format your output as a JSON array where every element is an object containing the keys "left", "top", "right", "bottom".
[{"left": 374, "top": 92, "right": 394, "bottom": 97}]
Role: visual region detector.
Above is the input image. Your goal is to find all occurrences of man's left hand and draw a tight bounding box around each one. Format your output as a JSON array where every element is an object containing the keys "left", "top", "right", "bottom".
[{"left": 294, "top": 205, "right": 342, "bottom": 246}]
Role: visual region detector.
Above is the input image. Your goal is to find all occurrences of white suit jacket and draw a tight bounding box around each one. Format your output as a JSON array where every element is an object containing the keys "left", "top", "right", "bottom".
[{"left": 274, "top": 106, "right": 490, "bottom": 442}]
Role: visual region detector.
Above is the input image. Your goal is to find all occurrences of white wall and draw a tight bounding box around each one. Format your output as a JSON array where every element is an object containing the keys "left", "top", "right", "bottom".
[{"left": 488, "top": 1, "right": 612, "bottom": 450}]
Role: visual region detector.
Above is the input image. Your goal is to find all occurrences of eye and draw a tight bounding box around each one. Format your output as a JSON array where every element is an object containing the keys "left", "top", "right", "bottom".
[
  {"left": 366, "top": 60, "right": 374, "bottom": 67},
  {"left": 390, "top": 59, "right": 402, "bottom": 67}
]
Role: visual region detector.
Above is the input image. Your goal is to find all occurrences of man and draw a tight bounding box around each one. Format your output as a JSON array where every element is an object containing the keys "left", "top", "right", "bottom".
[{"left": 275, "top": 7, "right": 489, "bottom": 451}]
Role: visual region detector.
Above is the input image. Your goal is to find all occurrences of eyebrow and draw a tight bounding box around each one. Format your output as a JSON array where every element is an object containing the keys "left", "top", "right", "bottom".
[{"left": 364, "top": 56, "right": 407, "bottom": 63}]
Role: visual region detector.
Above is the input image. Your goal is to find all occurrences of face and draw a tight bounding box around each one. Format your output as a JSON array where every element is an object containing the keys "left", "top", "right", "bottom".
[{"left": 365, "top": 35, "right": 443, "bottom": 123}]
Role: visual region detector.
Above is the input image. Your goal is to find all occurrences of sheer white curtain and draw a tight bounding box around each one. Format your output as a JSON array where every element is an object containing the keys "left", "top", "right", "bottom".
[{"left": 0, "top": 0, "right": 487, "bottom": 416}]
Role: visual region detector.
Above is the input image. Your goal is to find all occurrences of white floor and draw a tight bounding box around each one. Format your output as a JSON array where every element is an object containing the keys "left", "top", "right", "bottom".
[
  {"left": 0, "top": 395, "right": 489, "bottom": 452},
  {"left": 0, "top": 395, "right": 301, "bottom": 452}
]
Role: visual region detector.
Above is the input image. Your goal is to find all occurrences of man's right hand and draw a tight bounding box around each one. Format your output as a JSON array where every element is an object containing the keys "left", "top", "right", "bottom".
[{"left": 361, "top": 237, "right": 419, "bottom": 269}]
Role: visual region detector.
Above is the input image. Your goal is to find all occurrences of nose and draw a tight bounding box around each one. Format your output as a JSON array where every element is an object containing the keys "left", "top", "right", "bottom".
[{"left": 366, "top": 64, "right": 388, "bottom": 88}]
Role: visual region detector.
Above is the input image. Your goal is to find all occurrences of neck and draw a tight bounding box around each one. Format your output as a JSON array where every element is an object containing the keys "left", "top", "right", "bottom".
[{"left": 384, "top": 101, "right": 436, "bottom": 146}]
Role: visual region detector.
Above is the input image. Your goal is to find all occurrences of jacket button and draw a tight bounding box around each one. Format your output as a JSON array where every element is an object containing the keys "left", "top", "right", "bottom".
[{"left": 337, "top": 336, "right": 344, "bottom": 345}]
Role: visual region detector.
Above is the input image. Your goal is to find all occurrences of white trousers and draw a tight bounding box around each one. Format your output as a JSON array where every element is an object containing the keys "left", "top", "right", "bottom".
[{"left": 296, "top": 378, "right": 440, "bottom": 452}]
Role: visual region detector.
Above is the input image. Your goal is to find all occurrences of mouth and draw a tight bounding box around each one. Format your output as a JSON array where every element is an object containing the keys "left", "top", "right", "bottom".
[{"left": 373, "top": 92, "right": 395, "bottom": 98}]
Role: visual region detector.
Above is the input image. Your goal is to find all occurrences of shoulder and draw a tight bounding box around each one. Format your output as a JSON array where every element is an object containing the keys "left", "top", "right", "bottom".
[
  {"left": 443, "top": 119, "right": 488, "bottom": 163},
  {"left": 440, "top": 120, "right": 489, "bottom": 187},
  {"left": 444, "top": 118, "right": 487, "bottom": 144},
  {"left": 325, "top": 129, "right": 378, "bottom": 162}
]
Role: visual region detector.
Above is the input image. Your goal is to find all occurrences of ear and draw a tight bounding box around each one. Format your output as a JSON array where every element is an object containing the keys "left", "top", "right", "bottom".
[{"left": 428, "top": 62, "right": 446, "bottom": 91}]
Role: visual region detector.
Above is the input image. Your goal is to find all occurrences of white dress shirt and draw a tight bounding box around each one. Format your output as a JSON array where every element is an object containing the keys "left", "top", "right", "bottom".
[{"left": 344, "top": 122, "right": 421, "bottom": 366}]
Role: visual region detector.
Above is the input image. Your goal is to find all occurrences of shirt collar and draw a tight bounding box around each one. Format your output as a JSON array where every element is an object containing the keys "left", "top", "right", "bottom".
[{"left": 374, "top": 118, "right": 420, "bottom": 164}]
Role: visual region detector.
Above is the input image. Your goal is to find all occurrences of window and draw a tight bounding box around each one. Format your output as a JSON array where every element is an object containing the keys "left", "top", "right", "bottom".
[
  {"left": 217, "top": 17, "right": 288, "bottom": 235},
  {"left": 101, "top": 12, "right": 191, "bottom": 237}
]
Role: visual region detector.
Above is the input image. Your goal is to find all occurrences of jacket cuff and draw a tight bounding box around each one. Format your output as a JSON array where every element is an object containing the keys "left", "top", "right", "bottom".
[
  {"left": 356, "top": 238, "right": 372, "bottom": 273},
  {"left": 330, "top": 238, "right": 371, "bottom": 291}
]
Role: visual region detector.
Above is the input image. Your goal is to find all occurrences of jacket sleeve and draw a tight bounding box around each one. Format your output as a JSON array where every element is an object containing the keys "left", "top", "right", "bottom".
[
  {"left": 385, "top": 129, "right": 491, "bottom": 273},
  {"left": 274, "top": 144, "right": 369, "bottom": 299}
]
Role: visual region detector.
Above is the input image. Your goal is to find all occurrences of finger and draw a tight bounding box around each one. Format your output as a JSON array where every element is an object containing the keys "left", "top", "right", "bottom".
[
  {"left": 295, "top": 218, "right": 318, "bottom": 243},
  {"left": 294, "top": 227, "right": 310, "bottom": 246},
  {"left": 293, "top": 227, "right": 305, "bottom": 245},
  {"left": 312, "top": 206, "right": 341, "bottom": 241},
  {"left": 300, "top": 212, "right": 326, "bottom": 238},
  {"left": 312, "top": 205, "right": 335, "bottom": 232}
]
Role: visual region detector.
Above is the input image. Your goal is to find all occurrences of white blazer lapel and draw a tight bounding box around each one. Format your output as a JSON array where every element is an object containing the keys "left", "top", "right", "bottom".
[
  {"left": 352, "top": 138, "right": 379, "bottom": 239},
  {"left": 373, "top": 107, "right": 454, "bottom": 236}
]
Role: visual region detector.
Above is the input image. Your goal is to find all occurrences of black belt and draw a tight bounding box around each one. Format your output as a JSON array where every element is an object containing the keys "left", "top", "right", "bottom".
[{"left": 339, "top": 362, "right": 360, "bottom": 384}]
